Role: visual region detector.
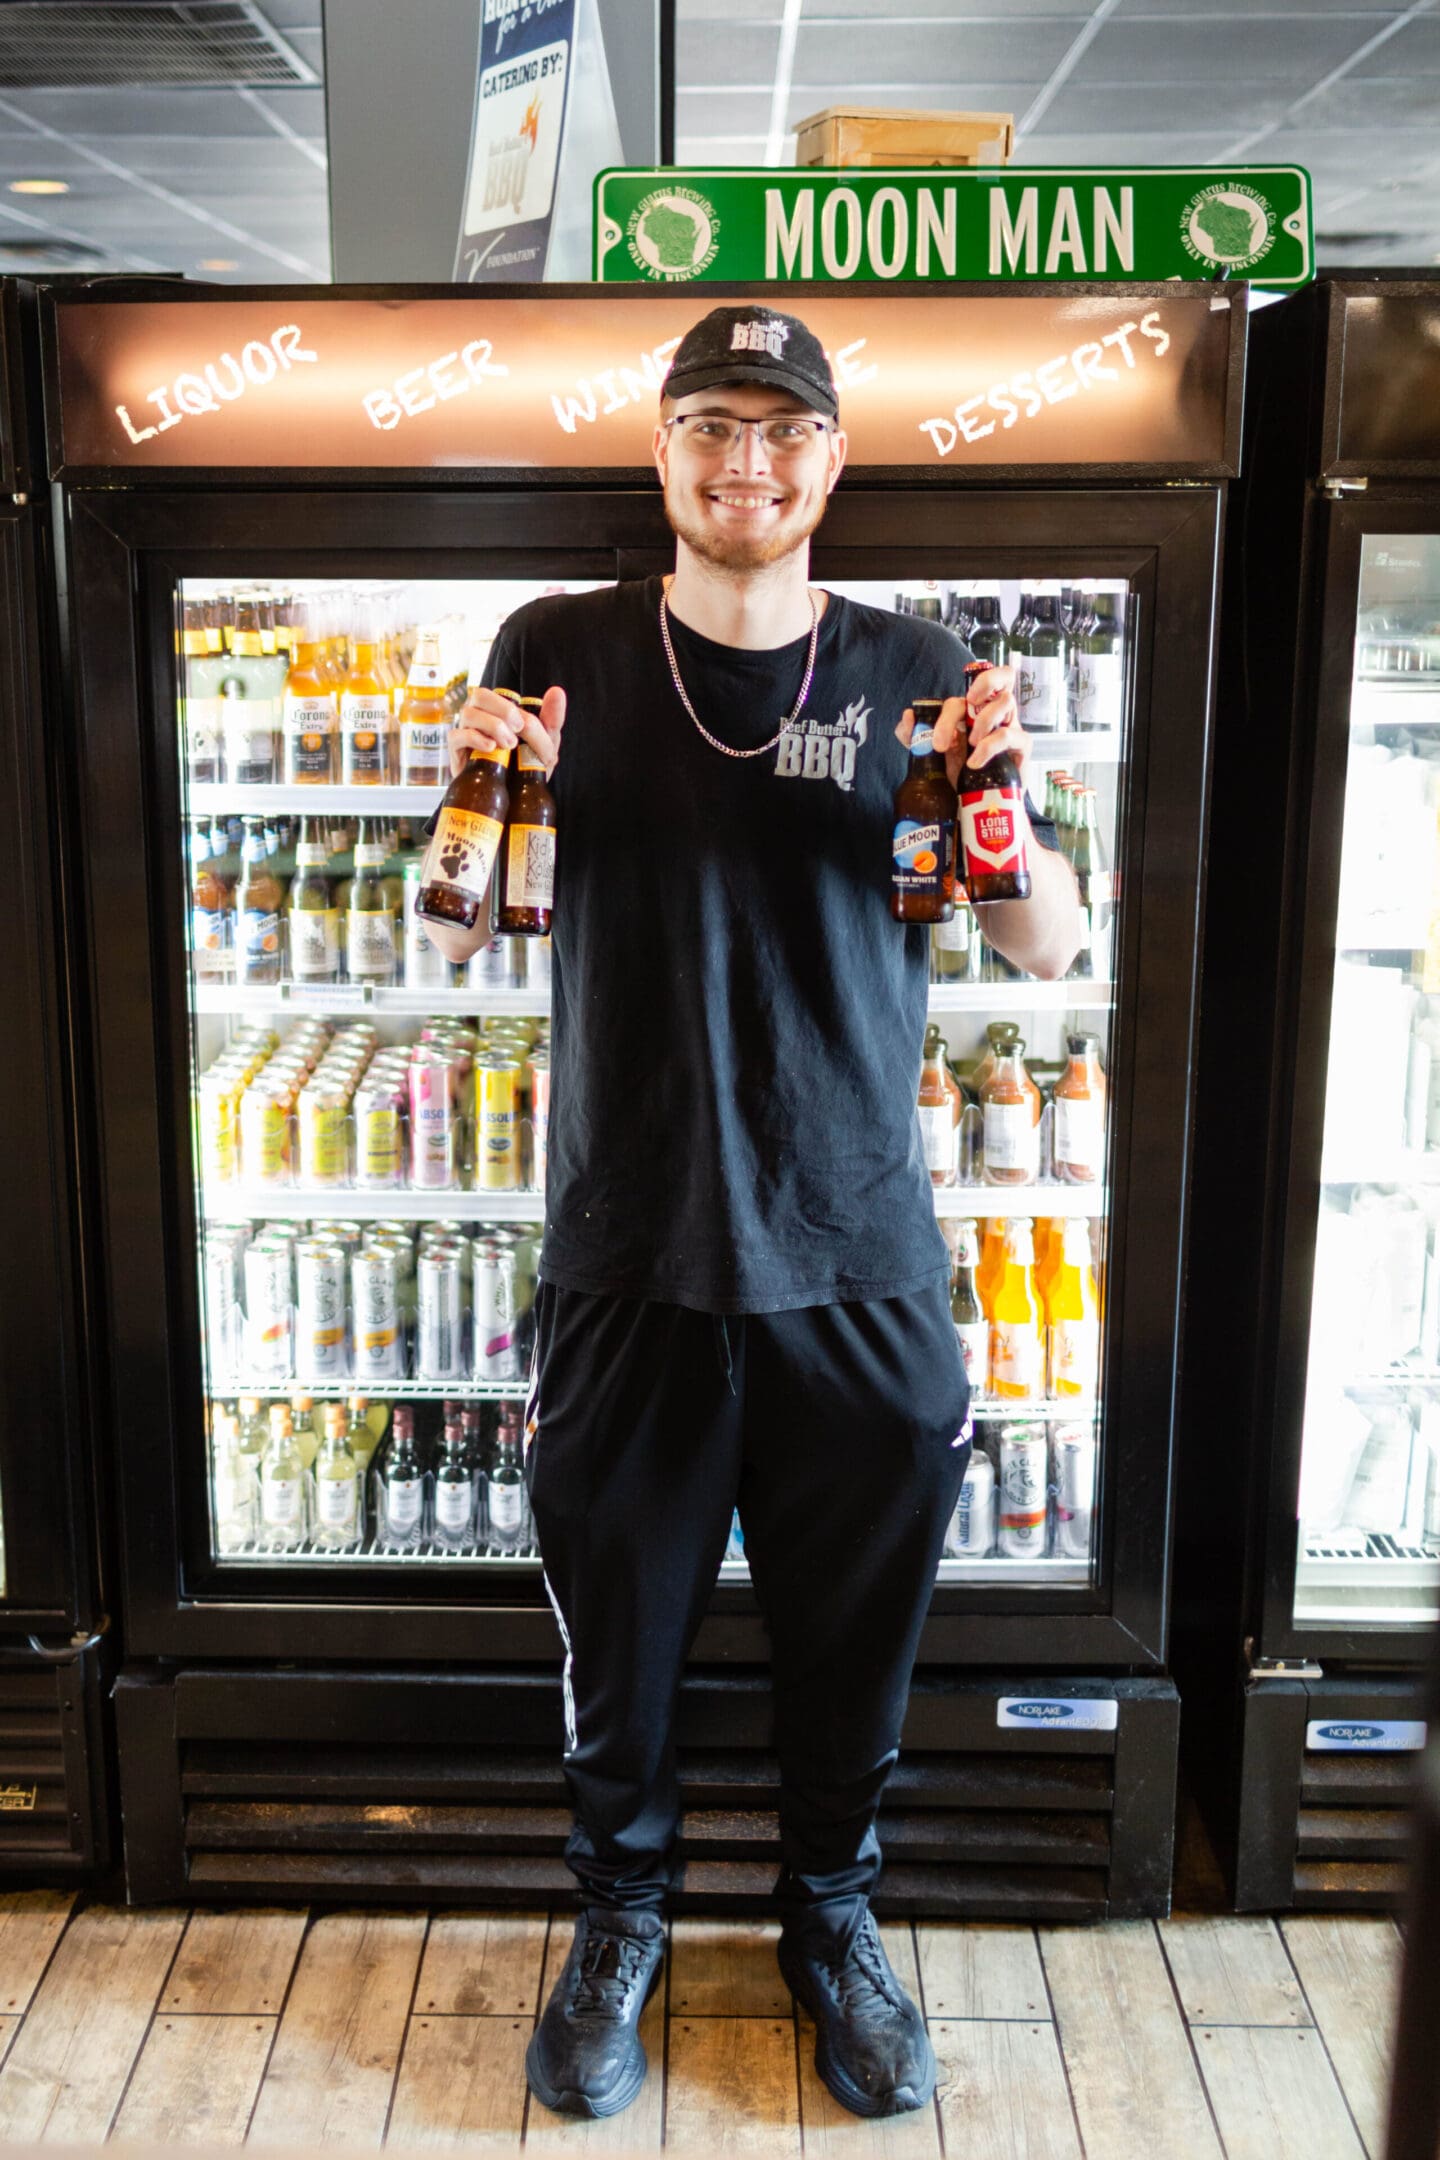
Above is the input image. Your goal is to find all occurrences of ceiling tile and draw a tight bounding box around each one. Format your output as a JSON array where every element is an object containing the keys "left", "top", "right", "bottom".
[
  {"left": 1115, "top": 0, "right": 1405, "bottom": 13},
  {"left": 1070, "top": 14, "right": 1369, "bottom": 82},
  {"left": 675, "top": 21, "right": 782, "bottom": 84},
  {"left": 677, "top": 88, "right": 776, "bottom": 133},
  {"left": 803, "top": 0, "right": 1099, "bottom": 14},
  {"left": 792, "top": 19, "right": 1056, "bottom": 83},
  {"left": 1037, "top": 82, "right": 1292, "bottom": 131}
]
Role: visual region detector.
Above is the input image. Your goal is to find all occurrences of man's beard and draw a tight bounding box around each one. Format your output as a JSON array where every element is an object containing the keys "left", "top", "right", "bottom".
[{"left": 664, "top": 479, "right": 829, "bottom": 572}]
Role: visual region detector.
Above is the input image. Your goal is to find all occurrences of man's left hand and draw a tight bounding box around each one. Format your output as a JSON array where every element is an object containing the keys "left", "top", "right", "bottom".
[{"left": 895, "top": 665, "right": 1024, "bottom": 792}]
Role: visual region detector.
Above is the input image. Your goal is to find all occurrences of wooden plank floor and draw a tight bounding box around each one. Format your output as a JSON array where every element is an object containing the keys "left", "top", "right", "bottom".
[{"left": 0, "top": 1887, "right": 1406, "bottom": 2154}]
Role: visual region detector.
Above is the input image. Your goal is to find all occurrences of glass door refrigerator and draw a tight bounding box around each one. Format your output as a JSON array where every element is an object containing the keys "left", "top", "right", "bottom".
[
  {"left": 42, "top": 277, "right": 1243, "bottom": 1915},
  {"left": 1178, "top": 276, "right": 1440, "bottom": 1910},
  {"left": 0, "top": 278, "right": 113, "bottom": 1876}
]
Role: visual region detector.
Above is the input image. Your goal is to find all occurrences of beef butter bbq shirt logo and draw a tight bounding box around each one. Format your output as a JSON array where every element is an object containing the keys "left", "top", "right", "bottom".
[{"left": 774, "top": 698, "right": 871, "bottom": 791}]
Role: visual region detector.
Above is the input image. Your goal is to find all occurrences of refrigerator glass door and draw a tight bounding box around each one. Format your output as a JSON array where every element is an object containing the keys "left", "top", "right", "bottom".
[
  {"left": 1295, "top": 531, "right": 1440, "bottom": 1626},
  {"left": 179, "top": 570, "right": 1132, "bottom": 1590}
]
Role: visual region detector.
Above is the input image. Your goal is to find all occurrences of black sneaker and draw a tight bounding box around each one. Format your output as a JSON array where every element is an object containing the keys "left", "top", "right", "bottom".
[
  {"left": 779, "top": 1908, "right": 936, "bottom": 2119},
  {"left": 526, "top": 1906, "right": 665, "bottom": 2120}
]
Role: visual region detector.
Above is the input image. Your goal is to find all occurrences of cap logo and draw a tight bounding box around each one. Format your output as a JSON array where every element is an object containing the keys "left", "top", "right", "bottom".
[{"left": 731, "top": 318, "right": 790, "bottom": 359}]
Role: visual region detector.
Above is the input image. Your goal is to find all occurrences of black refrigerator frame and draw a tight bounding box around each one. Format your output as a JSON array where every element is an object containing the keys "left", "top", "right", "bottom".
[
  {"left": 42, "top": 278, "right": 1242, "bottom": 1912},
  {"left": 0, "top": 277, "right": 113, "bottom": 1876},
  {"left": 1178, "top": 274, "right": 1440, "bottom": 1911}
]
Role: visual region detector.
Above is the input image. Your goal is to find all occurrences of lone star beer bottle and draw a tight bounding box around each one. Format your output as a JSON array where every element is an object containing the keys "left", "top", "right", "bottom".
[
  {"left": 957, "top": 663, "right": 1032, "bottom": 906},
  {"left": 415, "top": 736, "right": 511, "bottom": 934},
  {"left": 890, "top": 698, "right": 958, "bottom": 923}
]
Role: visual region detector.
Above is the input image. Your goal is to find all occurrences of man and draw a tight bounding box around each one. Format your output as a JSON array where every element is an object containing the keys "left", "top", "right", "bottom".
[{"left": 433, "top": 303, "right": 1080, "bottom": 2122}]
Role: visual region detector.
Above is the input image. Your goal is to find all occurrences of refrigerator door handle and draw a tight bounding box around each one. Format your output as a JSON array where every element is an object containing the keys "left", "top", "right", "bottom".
[{"left": 0, "top": 1615, "right": 110, "bottom": 1665}]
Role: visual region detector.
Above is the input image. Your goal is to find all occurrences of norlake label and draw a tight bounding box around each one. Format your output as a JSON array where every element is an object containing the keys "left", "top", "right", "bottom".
[
  {"left": 997, "top": 1696, "right": 1119, "bottom": 1731},
  {"left": 1305, "top": 1719, "right": 1426, "bottom": 1752}
]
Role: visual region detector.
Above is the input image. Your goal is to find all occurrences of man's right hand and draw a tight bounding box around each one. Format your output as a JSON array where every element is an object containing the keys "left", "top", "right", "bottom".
[{"left": 450, "top": 684, "right": 566, "bottom": 780}]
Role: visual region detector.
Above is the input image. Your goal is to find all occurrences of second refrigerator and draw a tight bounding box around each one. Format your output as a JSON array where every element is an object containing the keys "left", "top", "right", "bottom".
[{"left": 43, "top": 278, "right": 1243, "bottom": 1913}]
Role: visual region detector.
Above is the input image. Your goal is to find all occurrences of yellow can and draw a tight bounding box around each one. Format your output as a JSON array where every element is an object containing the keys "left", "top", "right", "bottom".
[
  {"left": 240, "top": 1079, "right": 290, "bottom": 1186},
  {"left": 475, "top": 1055, "right": 521, "bottom": 1190},
  {"left": 298, "top": 1085, "right": 349, "bottom": 1187},
  {"left": 198, "top": 1067, "right": 239, "bottom": 1184}
]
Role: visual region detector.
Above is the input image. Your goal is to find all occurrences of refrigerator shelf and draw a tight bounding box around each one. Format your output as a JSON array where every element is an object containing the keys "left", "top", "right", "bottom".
[
  {"left": 189, "top": 784, "right": 452, "bottom": 817},
  {"left": 212, "top": 1380, "right": 528, "bottom": 1401},
  {"left": 1322, "top": 1149, "right": 1440, "bottom": 1186},
  {"left": 927, "top": 981, "right": 1113, "bottom": 1014},
  {"left": 1351, "top": 684, "right": 1440, "bottom": 730},
  {"left": 193, "top": 982, "right": 547, "bottom": 1017},
  {"left": 934, "top": 1184, "right": 1105, "bottom": 1218},
  {"left": 1025, "top": 732, "right": 1123, "bottom": 763},
  {"left": 935, "top": 1555, "right": 1090, "bottom": 1582},
  {"left": 204, "top": 1187, "right": 545, "bottom": 1221},
  {"left": 193, "top": 980, "right": 1111, "bottom": 1019}
]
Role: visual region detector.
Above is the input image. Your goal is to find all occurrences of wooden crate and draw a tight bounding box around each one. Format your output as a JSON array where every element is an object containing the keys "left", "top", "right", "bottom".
[{"left": 794, "top": 105, "right": 1014, "bottom": 169}]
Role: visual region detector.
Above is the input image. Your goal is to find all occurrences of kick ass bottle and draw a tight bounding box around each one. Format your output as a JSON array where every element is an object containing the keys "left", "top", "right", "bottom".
[
  {"left": 957, "top": 663, "right": 1032, "bottom": 905},
  {"left": 890, "top": 698, "right": 958, "bottom": 923},
  {"left": 493, "top": 697, "right": 556, "bottom": 938}
]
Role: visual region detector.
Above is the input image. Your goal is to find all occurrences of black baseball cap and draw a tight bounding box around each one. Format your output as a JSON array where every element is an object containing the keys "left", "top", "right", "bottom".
[{"left": 663, "top": 304, "right": 838, "bottom": 421}]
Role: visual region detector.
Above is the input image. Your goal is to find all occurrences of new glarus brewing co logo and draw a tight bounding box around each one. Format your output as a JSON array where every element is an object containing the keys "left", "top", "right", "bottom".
[
  {"left": 774, "top": 698, "right": 871, "bottom": 791},
  {"left": 1180, "top": 181, "right": 1277, "bottom": 271},
  {"left": 626, "top": 185, "right": 721, "bottom": 281}
]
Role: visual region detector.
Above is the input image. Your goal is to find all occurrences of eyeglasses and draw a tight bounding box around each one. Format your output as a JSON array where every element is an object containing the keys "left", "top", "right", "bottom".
[{"left": 662, "top": 414, "right": 833, "bottom": 458}]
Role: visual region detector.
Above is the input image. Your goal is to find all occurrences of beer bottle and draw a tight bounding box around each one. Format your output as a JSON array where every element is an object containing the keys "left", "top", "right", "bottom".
[
  {"left": 494, "top": 715, "right": 556, "bottom": 937},
  {"left": 288, "top": 815, "right": 339, "bottom": 984},
  {"left": 415, "top": 737, "right": 511, "bottom": 934},
  {"left": 911, "top": 589, "right": 943, "bottom": 623},
  {"left": 1068, "top": 786, "right": 1112, "bottom": 980},
  {"left": 1074, "top": 591, "right": 1125, "bottom": 734},
  {"left": 341, "top": 595, "right": 395, "bottom": 784},
  {"left": 235, "top": 815, "right": 284, "bottom": 985},
  {"left": 222, "top": 594, "right": 278, "bottom": 785},
  {"left": 1022, "top": 590, "right": 1068, "bottom": 733},
  {"left": 253, "top": 587, "right": 277, "bottom": 657},
  {"left": 283, "top": 595, "right": 338, "bottom": 785},
  {"left": 950, "top": 1218, "right": 989, "bottom": 1398},
  {"left": 346, "top": 816, "right": 397, "bottom": 984},
  {"left": 890, "top": 698, "right": 958, "bottom": 924},
  {"left": 181, "top": 596, "right": 218, "bottom": 785},
  {"left": 189, "top": 817, "right": 230, "bottom": 983},
  {"left": 399, "top": 627, "right": 451, "bottom": 787},
  {"left": 956, "top": 665, "right": 1031, "bottom": 905},
  {"left": 967, "top": 592, "right": 1010, "bottom": 671}
]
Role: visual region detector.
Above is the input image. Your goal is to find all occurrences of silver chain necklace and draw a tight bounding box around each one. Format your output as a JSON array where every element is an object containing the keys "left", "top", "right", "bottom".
[{"left": 659, "top": 584, "right": 819, "bottom": 759}]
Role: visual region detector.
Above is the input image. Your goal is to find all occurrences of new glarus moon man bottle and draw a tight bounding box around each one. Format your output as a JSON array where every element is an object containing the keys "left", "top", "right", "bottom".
[
  {"left": 495, "top": 702, "right": 556, "bottom": 937},
  {"left": 957, "top": 663, "right": 1032, "bottom": 906},
  {"left": 891, "top": 698, "right": 958, "bottom": 923},
  {"left": 415, "top": 736, "right": 511, "bottom": 934}
]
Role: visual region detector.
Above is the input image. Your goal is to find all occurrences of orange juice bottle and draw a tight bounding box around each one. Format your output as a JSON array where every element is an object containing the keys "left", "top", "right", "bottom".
[
  {"left": 1034, "top": 1216, "right": 1063, "bottom": 1305},
  {"left": 1046, "top": 1218, "right": 1101, "bottom": 1398},
  {"left": 977, "top": 1217, "right": 1009, "bottom": 1313},
  {"left": 989, "top": 1220, "right": 1044, "bottom": 1400}
]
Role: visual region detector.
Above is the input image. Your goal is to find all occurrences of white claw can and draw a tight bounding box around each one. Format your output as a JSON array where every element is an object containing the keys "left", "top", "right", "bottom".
[
  {"left": 295, "top": 1239, "right": 348, "bottom": 1382},
  {"left": 417, "top": 1250, "right": 465, "bottom": 1381},
  {"left": 998, "top": 1427, "right": 1049, "bottom": 1559},
  {"left": 473, "top": 1239, "right": 519, "bottom": 1380},
  {"left": 1054, "top": 1425, "right": 1098, "bottom": 1561},
  {"left": 952, "top": 1448, "right": 996, "bottom": 1558},
  {"left": 351, "top": 1248, "right": 403, "bottom": 1381},
  {"left": 243, "top": 1239, "right": 293, "bottom": 1381},
  {"left": 203, "top": 1239, "right": 242, "bottom": 1384}
]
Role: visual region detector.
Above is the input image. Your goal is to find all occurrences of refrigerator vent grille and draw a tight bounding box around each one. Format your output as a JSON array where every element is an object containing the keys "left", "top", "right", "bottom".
[
  {"left": 0, "top": 3, "right": 316, "bottom": 88},
  {"left": 0, "top": 1671, "right": 72, "bottom": 1855}
]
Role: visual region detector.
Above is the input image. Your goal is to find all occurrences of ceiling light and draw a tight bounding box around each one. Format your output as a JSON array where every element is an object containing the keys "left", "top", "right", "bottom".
[
  {"left": 9, "top": 178, "right": 69, "bottom": 195},
  {"left": 199, "top": 257, "right": 239, "bottom": 271}
]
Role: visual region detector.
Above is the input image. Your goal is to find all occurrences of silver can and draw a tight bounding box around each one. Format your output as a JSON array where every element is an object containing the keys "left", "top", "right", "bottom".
[
  {"left": 417, "top": 1250, "right": 465, "bottom": 1381},
  {"left": 473, "top": 1239, "right": 519, "bottom": 1380},
  {"left": 243, "top": 1240, "right": 293, "bottom": 1381},
  {"left": 351, "top": 1248, "right": 403, "bottom": 1381},
  {"left": 953, "top": 1448, "right": 996, "bottom": 1558},
  {"left": 295, "top": 1239, "right": 348, "bottom": 1382},
  {"left": 466, "top": 933, "right": 513, "bottom": 990},
  {"left": 998, "top": 1427, "right": 1049, "bottom": 1559},
  {"left": 403, "top": 859, "right": 453, "bottom": 987},
  {"left": 1054, "top": 1426, "right": 1097, "bottom": 1561},
  {"left": 203, "top": 1238, "right": 241, "bottom": 1384}
]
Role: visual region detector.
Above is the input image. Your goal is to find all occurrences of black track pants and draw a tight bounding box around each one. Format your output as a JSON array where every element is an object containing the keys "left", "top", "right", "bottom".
[{"left": 525, "top": 1279, "right": 970, "bottom": 1954}]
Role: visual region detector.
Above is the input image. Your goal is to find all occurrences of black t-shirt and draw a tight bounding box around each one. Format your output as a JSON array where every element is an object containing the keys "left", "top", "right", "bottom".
[{"left": 485, "top": 577, "right": 1056, "bottom": 1314}]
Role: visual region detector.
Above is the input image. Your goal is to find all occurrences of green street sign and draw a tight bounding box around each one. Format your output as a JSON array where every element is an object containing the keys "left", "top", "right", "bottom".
[{"left": 595, "top": 165, "right": 1312, "bottom": 290}]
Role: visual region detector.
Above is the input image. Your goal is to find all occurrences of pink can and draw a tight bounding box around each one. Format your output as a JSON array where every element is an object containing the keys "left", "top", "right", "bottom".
[{"left": 408, "top": 1051, "right": 456, "bottom": 1190}]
